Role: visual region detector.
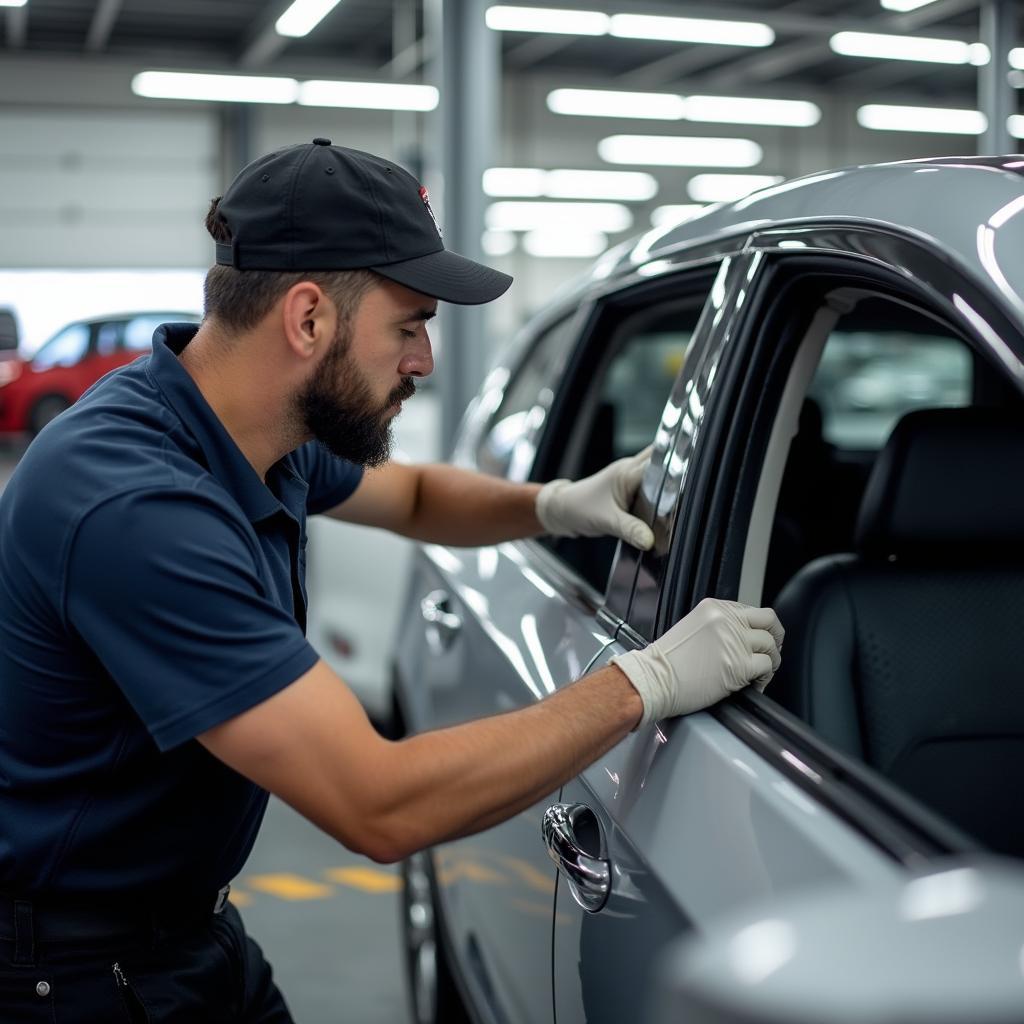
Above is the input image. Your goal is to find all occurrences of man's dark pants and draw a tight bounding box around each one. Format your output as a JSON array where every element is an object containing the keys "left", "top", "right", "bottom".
[{"left": 0, "top": 899, "right": 294, "bottom": 1022}]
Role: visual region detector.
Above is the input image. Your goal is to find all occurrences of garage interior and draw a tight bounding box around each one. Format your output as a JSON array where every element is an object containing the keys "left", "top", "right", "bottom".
[{"left": 1, "top": 1, "right": 1021, "bottom": 1022}]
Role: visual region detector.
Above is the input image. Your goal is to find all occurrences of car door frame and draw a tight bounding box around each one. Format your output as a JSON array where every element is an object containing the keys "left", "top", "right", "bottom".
[{"left": 648, "top": 220, "right": 1024, "bottom": 863}]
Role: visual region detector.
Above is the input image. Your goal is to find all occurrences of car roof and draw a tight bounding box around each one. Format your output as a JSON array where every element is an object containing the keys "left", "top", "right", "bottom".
[{"left": 587, "top": 156, "right": 1024, "bottom": 323}]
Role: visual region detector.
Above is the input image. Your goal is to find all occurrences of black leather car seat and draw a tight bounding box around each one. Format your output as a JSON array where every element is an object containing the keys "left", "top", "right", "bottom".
[{"left": 769, "top": 406, "right": 1024, "bottom": 856}]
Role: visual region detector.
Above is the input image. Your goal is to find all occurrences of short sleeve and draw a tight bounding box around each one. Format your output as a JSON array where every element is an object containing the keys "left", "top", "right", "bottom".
[
  {"left": 65, "top": 488, "right": 320, "bottom": 751},
  {"left": 288, "top": 442, "right": 364, "bottom": 515}
]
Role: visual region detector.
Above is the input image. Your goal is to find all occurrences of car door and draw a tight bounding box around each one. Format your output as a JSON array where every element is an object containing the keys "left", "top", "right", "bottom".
[
  {"left": 394, "top": 260, "right": 725, "bottom": 1024},
  {"left": 549, "top": 233, "right": 1012, "bottom": 1023}
]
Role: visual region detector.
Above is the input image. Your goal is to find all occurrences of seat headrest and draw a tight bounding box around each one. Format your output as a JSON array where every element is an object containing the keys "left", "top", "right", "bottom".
[{"left": 856, "top": 406, "right": 1024, "bottom": 557}]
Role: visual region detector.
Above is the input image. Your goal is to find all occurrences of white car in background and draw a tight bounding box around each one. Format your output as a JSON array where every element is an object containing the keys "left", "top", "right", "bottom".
[{"left": 305, "top": 381, "right": 441, "bottom": 731}]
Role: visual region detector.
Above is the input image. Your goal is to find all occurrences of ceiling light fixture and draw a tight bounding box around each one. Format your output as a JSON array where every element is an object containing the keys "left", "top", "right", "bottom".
[
  {"left": 651, "top": 204, "right": 707, "bottom": 226},
  {"left": 857, "top": 103, "right": 987, "bottom": 134},
  {"left": 879, "top": 0, "right": 940, "bottom": 10},
  {"left": 485, "top": 5, "right": 609, "bottom": 35},
  {"left": 486, "top": 201, "right": 633, "bottom": 233},
  {"left": 687, "top": 174, "right": 784, "bottom": 202},
  {"left": 275, "top": 0, "right": 343, "bottom": 38},
  {"left": 830, "top": 31, "right": 989, "bottom": 65},
  {"left": 599, "top": 135, "right": 762, "bottom": 168},
  {"left": 547, "top": 87, "right": 686, "bottom": 120},
  {"left": 685, "top": 95, "right": 821, "bottom": 127},
  {"left": 131, "top": 71, "right": 299, "bottom": 104},
  {"left": 610, "top": 13, "right": 774, "bottom": 47},
  {"left": 483, "top": 167, "right": 657, "bottom": 200},
  {"left": 523, "top": 230, "right": 608, "bottom": 258},
  {"left": 481, "top": 230, "right": 517, "bottom": 257},
  {"left": 1006, "top": 115, "right": 1024, "bottom": 139},
  {"left": 1010, "top": 48, "right": 1024, "bottom": 71},
  {"left": 298, "top": 80, "right": 439, "bottom": 110},
  {"left": 0, "top": 1, "right": 27, "bottom": 7}
]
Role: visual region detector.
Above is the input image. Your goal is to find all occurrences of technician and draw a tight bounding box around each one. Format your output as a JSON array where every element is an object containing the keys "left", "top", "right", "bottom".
[{"left": 0, "top": 138, "right": 782, "bottom": 1022}]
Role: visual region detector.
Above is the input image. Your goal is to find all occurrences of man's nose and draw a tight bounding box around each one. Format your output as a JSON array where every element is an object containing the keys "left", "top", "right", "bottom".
[{"left": 399, "top": 333, "right": 434, "bottom": 379}]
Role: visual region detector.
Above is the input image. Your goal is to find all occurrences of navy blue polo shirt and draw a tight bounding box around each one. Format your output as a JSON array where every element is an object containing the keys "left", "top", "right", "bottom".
[{"left": 0, "top": 324, "right": 363, "bottom": 899}]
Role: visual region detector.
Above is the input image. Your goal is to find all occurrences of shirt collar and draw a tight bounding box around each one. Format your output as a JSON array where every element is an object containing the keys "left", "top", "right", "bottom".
[{"left": 147, "top": 324, "right": 308, "bottom": 524}]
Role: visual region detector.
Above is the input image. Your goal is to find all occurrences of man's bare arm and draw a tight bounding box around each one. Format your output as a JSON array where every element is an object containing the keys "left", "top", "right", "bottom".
[
  {"left": 325, "top": 460, "right": 543, "bottom": 546},
  {"left": 198, "top": 657, "right": 641, "bottom": 864}
]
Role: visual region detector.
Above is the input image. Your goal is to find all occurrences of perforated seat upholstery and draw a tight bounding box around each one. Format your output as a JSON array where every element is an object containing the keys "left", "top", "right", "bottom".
[{"left": 770, "top": 407, "right": 1024, "bottom": 856}]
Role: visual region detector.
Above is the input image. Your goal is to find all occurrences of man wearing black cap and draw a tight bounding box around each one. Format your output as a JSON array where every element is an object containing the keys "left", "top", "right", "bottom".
[{"left": 0, "top": 140, "right": 782, "bottom": 1020}]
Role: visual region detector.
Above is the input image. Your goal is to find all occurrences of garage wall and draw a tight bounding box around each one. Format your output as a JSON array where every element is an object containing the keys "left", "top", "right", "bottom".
[{"left": 0, "top": 107, "right": 218, "bottom": 268}]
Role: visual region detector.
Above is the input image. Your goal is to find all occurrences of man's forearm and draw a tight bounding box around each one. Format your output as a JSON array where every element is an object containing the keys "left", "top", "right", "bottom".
[
  {"left": 365, "top": 665, "right": 642, "bottom": 860},
  {"left": 403, "top": 462, "right": 544, "bottom": 546}
]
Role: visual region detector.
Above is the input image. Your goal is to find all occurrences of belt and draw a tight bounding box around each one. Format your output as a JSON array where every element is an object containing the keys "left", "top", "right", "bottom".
[{"left": 0, "top": 885, "right": 231, "bottom": 944}]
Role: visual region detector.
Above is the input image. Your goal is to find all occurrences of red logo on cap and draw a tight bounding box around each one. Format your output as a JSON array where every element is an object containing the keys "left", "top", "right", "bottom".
[{"left": 419, "top": 185, "right": 442, "bottom": 239}]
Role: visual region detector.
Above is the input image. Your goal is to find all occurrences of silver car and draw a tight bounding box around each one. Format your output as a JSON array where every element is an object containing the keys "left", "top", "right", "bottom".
[{"left": 393, "top": 156, "right": 1024, "bottom": 1024}]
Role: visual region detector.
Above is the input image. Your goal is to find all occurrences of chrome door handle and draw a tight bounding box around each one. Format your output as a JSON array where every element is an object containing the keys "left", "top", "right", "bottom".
[
  {"left": 541, "top": 802, "right": 611, "bottom": 913},
  {"left": 420, "top": 589, "right": 462, "bottom": 652}
]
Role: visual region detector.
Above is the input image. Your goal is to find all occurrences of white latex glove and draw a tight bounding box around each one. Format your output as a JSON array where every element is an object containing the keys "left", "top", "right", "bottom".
[
  {"left": 535, "top": 447, "right": 654, "bottom": 550},
  {"left": 611, "top": 598, "right": 784, "bottom": 729}
]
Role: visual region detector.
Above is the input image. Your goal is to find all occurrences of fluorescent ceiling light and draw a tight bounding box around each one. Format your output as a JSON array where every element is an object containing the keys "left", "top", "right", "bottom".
[
  {"left": 484, "top": 167, "right": 657, "bottom": 201},
  {"left": 599, "top": 135, "right": 762, "bottom": 168},
  {"left": 485, "top": 5, "right": 609, "bottom": 35},
  {"left": 1007, "top": 115, "right": 1024, "bottom": 139},
  {"left": 651, "top": 204, "right": 707, "bottom": 226},
  {"left": 610, "top": 13, "right": 774, "bottom": 48},
  {"left": 298, "top": 80, "right": 439, "bottom": 110},
  {"left": 830, "top": 31, "right": 989, "bottom": 65},
  {"left": 483, "top": 168, "right": 547, "bottom": 197},
  {"left": 276, "top": 0, "right": 343, "bottom": 38},
  {"left": 523, "top": 230, "right": 608, "bottom": 258},
  {"left": 685, "top": 95, "right": 821, "bottom": 127},
  {"left": 132, "top": 71, "right": 299, "bottom": 104},
  {"left": 547, "top": 88, "right": 685, "bottom": 120},
  {"left": 880, "top": 0, "right": 940, "bottom": 9},
  {"left": 1010, "top": 48, "right": 1024, "bottom": 71},
  {"left": 487, "top": 201, "right": 633, "bottom": 233},
  {"left": 857, "top": 103, "right": 986, "bottom": 134},
  {"left": 687, "top": 174, "right": 784, "bottom": 202},
  {"left": 0, "top": 1, "right": 27, "bottom": 7},
  {"left": 482, "top": 230, "right": 517, "bottom": 256}
]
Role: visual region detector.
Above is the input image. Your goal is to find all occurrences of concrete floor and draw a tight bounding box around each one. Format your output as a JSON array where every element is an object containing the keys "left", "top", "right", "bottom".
[{"left": 0, "top": 444, "right": 411, "bottom": 1024}]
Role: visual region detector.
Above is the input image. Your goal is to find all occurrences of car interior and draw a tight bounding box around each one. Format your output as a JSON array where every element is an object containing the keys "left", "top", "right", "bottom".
[{"left": 754, "top": 290, "right": 1024, "bottom": 858}]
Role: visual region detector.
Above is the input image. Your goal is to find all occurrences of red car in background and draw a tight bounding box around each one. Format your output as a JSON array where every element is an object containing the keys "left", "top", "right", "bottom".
[{"left": 0, "top": 312, "right": 201, "bottom": 436}]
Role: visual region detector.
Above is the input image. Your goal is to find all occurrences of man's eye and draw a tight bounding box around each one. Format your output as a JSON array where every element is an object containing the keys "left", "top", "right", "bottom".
[{"left": 400, "top": 328, "right": 417, "bottom": 339}]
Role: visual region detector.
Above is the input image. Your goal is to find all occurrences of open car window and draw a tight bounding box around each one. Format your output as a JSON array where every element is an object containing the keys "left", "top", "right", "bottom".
[{"left": 536, "top": 296, "right": 706, "bottom": 595}]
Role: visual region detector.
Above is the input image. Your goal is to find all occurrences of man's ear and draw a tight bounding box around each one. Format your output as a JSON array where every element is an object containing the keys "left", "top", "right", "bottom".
[{"left": 280, "top": 281, "right": 336, "bottom": 360}]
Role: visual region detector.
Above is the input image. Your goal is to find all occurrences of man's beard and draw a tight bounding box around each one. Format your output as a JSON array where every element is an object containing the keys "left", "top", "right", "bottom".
[{"left": 296, "top": 325, "right": 416, "bottom": 467}]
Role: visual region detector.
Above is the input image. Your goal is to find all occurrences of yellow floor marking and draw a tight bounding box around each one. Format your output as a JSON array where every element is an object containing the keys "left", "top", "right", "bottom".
[
  {"left": 438, "top": 859, "right": 507, "bottom": 887},
  {"left": 246, "top": 873, "right": 334, "bottom": 901},
  {"left": 227, "top": 889, "right": 253, "bottom": 907},
  {"left": 495, "top": 854, "right": 555, "bottom": 895},
  {"left": 324, "top": 866, "right": 402, "bottom": 893},
  {"left": 510, "top": 897, "right": 555, "bottom": 919}
]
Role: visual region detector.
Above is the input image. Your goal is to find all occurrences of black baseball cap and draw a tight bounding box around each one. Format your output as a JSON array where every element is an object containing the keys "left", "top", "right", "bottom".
[{"left": 214, "top": 138, "right": 512, "bottom": 306}]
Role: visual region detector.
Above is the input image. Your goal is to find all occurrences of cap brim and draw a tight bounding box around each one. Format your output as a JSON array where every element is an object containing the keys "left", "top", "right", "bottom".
[{"left": 370, "top": 248, "right": 512, "bottom": 305}]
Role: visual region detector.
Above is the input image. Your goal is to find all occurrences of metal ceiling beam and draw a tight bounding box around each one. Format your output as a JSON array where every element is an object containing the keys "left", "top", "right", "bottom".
[
  {"left": 238, "top": 3, "right": 290, "bottom": 68},
  {"left": 5, "top": 5, "right": 27, "bottom": 48},
  {"left": 505, "top": 33, "right": 576, "bottom": 70},
  {"left": 378, "top": 38, "right": 430, "bottom": 77},
  {"left": 616, "top": 43, "right": 746, "bottom": 89},
  {"left": 85, "top": 0, "right": 123, "bottom": 53}
]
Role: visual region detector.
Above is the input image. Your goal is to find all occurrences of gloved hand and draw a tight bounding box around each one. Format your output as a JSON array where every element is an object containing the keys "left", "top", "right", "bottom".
[
  {"left": 611, "top": 598, "right": 784, "bottom": 729},
  {"left": 535, "top": 447, "right": 654, "bottom": 550}
]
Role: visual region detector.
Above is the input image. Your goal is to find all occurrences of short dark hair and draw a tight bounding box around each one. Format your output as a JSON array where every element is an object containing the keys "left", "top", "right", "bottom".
[{"left": 203, "top": 197, "right": 377, "bottom": 332}]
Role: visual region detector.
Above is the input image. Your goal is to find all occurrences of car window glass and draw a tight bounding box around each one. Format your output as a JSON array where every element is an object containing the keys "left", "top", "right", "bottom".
[
  {"left": 124, "top": 315, "right": 170, "bottom": 352},
  {"left": 477, "top": 315, "right": 576, "bottom": 478},
  {"left": 95, "top": 322, "right": 122, "bottom": 356},
  {"left": 32, "top": 323, "right": 90, "bottom": 369},
  {"left": 807, "top": 324, "right": 972, "bottom": 450},
  {"left": 540, "top": 302, "right": 703, "bottom": 595}
]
